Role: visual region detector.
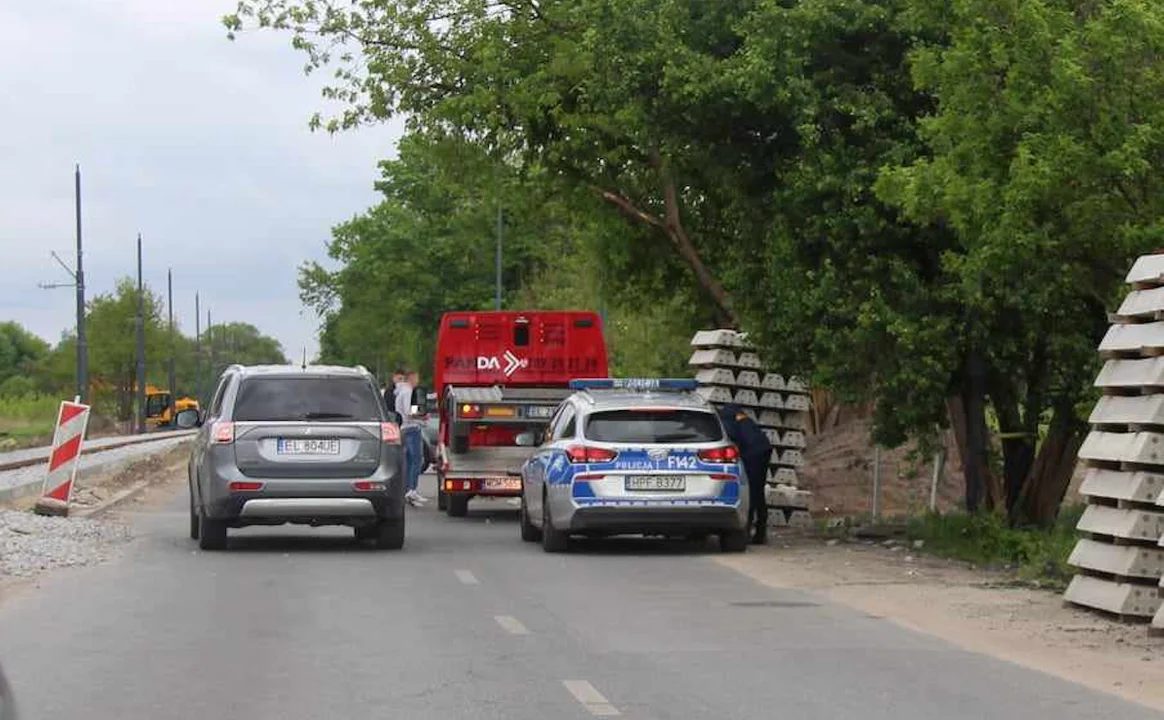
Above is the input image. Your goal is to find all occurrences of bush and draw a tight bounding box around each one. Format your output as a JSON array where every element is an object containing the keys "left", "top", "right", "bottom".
[
  {"left": 907, "top": 506, "right": 1084, "bottom": 590},
  {"left": 0, "top": 375, "right": 36, "bottom": 398},
  {"left": 0, "top": 393, "right": 64, "bottom": 444}
]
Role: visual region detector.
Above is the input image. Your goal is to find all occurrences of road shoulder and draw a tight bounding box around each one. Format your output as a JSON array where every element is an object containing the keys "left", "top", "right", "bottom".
[{"left": 716, "top": 534, "right": 1164, "bottom": 712}]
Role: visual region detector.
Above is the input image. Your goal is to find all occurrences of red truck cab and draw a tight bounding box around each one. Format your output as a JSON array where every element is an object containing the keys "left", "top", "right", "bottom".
[{"left": 433, "top": 310, "right": 609, "bottom": 517}]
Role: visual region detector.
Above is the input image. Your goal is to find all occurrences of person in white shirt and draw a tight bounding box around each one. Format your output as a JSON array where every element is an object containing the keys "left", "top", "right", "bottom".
[{"left": 395, "top": 370, "right": 427, "bottom": 506}]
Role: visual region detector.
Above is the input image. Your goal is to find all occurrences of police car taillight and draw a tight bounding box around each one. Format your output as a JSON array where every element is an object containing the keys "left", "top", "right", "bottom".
[
  {"left": 698, "top": 445, "right": 739, "bottom": 462},
  {"left": 566, "top": 445, "right": 618, "bottom": 463}
]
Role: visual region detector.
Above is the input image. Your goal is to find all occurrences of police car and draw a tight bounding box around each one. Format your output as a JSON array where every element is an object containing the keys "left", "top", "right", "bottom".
[{"left": 515, "top": 378, "right": 751, "bottom": 553}]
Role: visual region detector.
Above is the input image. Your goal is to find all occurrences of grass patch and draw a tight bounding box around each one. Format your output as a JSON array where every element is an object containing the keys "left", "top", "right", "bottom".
[
  {"left": 0, "top": 394, "right": 62, "bottom": 449},
  {"left": 907, "top": 505, "right": 1085, "bottom": 591}
]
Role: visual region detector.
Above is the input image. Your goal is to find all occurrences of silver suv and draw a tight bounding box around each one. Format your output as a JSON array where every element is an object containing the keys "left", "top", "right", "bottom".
[{"left": 187, "top": 364, "right": 406, "bottom": 551}]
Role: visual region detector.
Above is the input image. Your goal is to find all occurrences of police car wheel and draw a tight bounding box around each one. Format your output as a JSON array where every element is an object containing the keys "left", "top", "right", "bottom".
[
  {"left": 541, "top": 495, "right": 569, "bottom": 553},
  {"left": 520, "top": 495, "right": 542, "bottom": 542},
  {"left": 720, "top": 529, "right": 749, "bottom": 553}
]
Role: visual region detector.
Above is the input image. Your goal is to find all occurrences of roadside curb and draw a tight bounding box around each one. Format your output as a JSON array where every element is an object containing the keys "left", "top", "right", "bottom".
[{"left": 73, "top": 479, "right": 154, "bottom": 519}]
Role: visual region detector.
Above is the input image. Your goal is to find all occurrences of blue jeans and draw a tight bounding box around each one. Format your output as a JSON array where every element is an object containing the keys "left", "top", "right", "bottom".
[{"left": 402, "top": 425, "right": 423, "bottom": 493}]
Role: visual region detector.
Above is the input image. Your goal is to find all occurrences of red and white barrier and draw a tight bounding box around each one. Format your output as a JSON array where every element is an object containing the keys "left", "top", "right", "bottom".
[{"left": 33, "top": 400, "right": 91, "bottom": 517}]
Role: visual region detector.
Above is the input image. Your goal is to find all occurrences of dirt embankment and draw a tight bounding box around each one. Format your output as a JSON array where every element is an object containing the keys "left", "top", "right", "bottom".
[{"left": 797, "top": 415, "right": 1089, "bottom": 517}]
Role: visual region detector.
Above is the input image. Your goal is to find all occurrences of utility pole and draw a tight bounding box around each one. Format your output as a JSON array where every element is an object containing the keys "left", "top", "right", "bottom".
[
  {"left": 208, "top": 309, "right": 215, "bottom": 385},
  {"left": 495, "top": 205, "right": 503, "bottom": 311},
  {"left": 135, "top": 234, "right": 146, "bottom": 434},
  {"left": 38, "top": 166, "right": 88, "bottom": 404},
  {"left": 194, "top": 293, "right": 201, "bottom": 407},
  {"left": 167, "top": 269, "right": 175, "bottom": 422},
  {"left": 74, "top": 165, "right": 87, "bottom": 404}
]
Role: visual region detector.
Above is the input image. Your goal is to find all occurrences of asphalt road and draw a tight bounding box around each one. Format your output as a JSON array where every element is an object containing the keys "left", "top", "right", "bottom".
[{"left": 0, "top": 475, "right": 1159, "bottom": 720}]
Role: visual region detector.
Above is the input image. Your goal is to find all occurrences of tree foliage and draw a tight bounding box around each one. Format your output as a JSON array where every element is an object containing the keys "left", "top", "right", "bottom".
[{"left": 0, "top": 322, "right": 50, "bottom": 395}]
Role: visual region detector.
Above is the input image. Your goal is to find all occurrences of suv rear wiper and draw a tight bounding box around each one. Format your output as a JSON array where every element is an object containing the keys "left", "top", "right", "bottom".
[{"left": 302, "top": 412, "right": 355, "bottom": 420}]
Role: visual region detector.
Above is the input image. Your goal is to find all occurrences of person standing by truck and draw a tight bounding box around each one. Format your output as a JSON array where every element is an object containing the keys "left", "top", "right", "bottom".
[
  {"left": 716, "top": 403, "right": 771, "bottom": 544},
  {"left": 395, "top": 370, "right": 427, "bottom": 506}
]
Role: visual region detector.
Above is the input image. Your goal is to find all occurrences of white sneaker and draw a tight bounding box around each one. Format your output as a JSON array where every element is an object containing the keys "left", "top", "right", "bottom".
[{"left": 412, "top": 492, "right": 429, "bottom": 504}]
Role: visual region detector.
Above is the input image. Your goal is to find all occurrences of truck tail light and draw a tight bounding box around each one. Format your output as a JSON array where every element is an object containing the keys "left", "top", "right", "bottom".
[
  {"left": 381, "top": 422, "right": 401, "bottom": 444},
  {"left": 459, "top": 404, "right": 483, "bottom": 419},
  {"left": 698, "top": 445, "right": 739, "bottom": 463},
  {"left": 565, "top": 446, "right": 618, "bottom": 463},
  {"left": 213, "top": 422, "right": 234, "bottom": 444}
]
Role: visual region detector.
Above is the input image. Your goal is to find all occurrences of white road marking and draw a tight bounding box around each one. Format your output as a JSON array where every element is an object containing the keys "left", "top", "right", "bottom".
[
  {"left": 454, "top": 569, "right": 479, "bottom": 585},
  {"left": 494, "top": 615, "right": 530, "bottom": 635},
  {"left": 563, "top": 680, "right": 621, "bottom": 716}
]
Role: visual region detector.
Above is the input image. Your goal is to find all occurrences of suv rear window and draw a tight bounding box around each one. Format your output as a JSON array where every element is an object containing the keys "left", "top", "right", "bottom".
[
  {"left": 583, "top": 409, "right": 724, "bottom": 444},
  {"left": 232, "top": 376, "right": 382, "bottom": 422}
]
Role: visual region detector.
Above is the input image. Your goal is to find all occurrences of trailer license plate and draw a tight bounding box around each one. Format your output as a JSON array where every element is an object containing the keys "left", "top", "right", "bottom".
[
  {"left": 526, "top": 406, "right": 555, "bottom": 419},
  {"left": 625, "top": 475, "right": 685, "bottom": 492},
  {"left": 277, "top": 438, "right": 340, "bottom": 455},
  {"left": 483, "top": 477, "right": 522, "bottom": 491}
]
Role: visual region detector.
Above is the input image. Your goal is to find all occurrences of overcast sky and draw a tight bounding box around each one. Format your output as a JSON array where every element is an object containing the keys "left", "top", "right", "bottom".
[{"left": 0, "top": 0, "right": 404, "bottom": 362}]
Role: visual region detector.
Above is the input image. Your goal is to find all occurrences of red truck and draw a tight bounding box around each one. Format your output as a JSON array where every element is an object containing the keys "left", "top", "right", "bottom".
[{"left": 433, "top": 310, "right": 610, "bottom": 517}]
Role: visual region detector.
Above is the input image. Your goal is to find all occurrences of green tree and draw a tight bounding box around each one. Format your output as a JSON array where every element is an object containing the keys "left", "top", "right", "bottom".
[
  {"left": 85, "top": 279, "right": 168, "bottom": 420},
  {"left": 0, "top": 321, "right": 50, "bottom": 393},
  {"left": 874, "top": 0, "right": 1164, "bottom": 523},
  {"left": 203, "top": 321, "right": 288, "bottom": 378}
]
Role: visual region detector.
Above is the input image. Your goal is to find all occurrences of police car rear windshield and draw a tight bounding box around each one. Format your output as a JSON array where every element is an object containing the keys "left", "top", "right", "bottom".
[{"left": 583, "top": 410, "right": 724, "bottom": 444}]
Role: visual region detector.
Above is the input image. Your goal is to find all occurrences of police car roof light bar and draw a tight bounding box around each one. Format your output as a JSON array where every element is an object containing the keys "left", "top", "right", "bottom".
[{"left": 569, "top": 378, "right": 699, "bottom": 392}]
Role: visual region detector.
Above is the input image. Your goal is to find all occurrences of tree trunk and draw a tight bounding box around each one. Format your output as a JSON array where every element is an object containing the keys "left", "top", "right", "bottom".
[
  {"left": 991, "top": 388, "right": 1036, "bottom": 512},
  {"left": 1009, "top": 406, "right": 1086, "bottom": 527},
  {"left": 945, "top": 395, "right": 975, "bottom": 511},
  {"left": 952, "top": 349, "right": 995, "bottom": 513}
]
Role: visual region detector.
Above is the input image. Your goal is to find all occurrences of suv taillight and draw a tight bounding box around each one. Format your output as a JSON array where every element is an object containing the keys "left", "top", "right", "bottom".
[
  {"left": 381, "top": 422, "right": 401, "bottom": 444},
  {"left": 698, "top": 445, "right": 739, "bottom": 463},
  {"left": 565, "top": 445, "right": 618, "bottom": 463},
  {"left": 212, "top": 422, "right": 234, "bottom": 444}
]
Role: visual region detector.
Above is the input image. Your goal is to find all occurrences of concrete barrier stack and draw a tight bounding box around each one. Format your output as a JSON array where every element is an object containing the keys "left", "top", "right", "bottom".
[
  {"left": 688, "top": 330, "right": 814, "bottom": 528},
  {"left": 1066, "top": 253, "right": 1164, "bottom": 623}
]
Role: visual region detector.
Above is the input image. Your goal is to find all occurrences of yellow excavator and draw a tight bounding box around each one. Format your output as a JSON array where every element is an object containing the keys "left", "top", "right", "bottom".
[{"left": 143, "top": 385, "right": 200, "bottom": 429}]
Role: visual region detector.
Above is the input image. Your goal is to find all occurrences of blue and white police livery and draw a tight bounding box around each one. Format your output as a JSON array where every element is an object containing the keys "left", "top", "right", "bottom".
[{"left": 516, "top": 378, "right": 751, "bottom": 553}]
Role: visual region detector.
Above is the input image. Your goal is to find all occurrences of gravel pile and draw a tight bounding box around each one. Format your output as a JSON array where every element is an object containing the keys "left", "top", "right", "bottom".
[{"left": 0, "top": 510, "right": 132, "bottom": 578}]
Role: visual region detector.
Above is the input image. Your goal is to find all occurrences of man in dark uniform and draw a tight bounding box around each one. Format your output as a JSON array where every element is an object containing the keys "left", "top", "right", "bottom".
[{"left": 717, "top": 403, "right": 772, "bottom": 545}]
